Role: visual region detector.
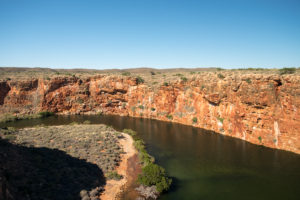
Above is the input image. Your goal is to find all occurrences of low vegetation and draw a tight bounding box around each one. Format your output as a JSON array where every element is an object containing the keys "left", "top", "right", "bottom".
[
  {"left": 180, "top": 76, "right": 188, "bottom": 82},
  {"left": 122, "top": 71, "right": 131, "bottom": 76},
  {"left": 123, "top": 129, "right": 172, "bottom": 193},
  {"left": 192, "top": 117, "right": 198, "bottom": 123},
  {"left": 0, "top": 111, "right": 55, "bottom": 123},
  {"left": 218, "top": 73, "right": 225, "bottom": 79},
  {"left": 0, "top": 124, "right": 123, "bottom": 200},
  {"left": 217, "top": 117, "right": 224, "bottom": 123},
  {"left": 136, "top": 76, "right": 145, "bottom": 84},
  {"left": 166, "top": 114, "right": 173, "bottom": 120},
  {"left": 279, "top": 67, "right": 296, "bottom": 75},
  {"left": 106, "top": 171, "right": 123, "bottom": 180}
]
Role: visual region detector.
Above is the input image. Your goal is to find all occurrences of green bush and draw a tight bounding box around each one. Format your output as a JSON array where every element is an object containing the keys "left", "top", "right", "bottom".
[
  {"left": 174, "top": 73, "right": 183, "bottom": 77},
  {"left": 217, "top": 117, "right": 224, "bottom": 123},
  {"left": 218, "top": 73, "right": 225, "bottom": 79},
  {"left": 279, "top": 67, "right": 296, "bottom": 75},
  {"left": 123, "top": 129, "right": 137, "bottom": 139},
  {"left": 136, "top": 76, "right": 145, "bottom": 84},
  {"left": 192, "top": 117, "right": 197, "bottom": 123},
  {"left": 138, "top": 105, "right": 144, "bottom": 110},
  {"left": 122, "top": 72, "right": 131, "bottom": 76},
  {"left": 245, "top": 78, "right": 252, "bottom": 84},
  {"left": 163, "top": 82, "right": 169, "bottom": 86},
  {"left": 106, "top": 171, "right": 123, "bottom": 180},
  {"left": 151, "top": 107, "right": 156, "bottom": 111},
  {"left": 180, "top": 77, "right": 188, "bottom": 82},
  {"left": 166, "top": 114, "right": 173, "bottom": 120},
  {"left": 258, "top": 136, "right": 262, "bottom": 142},
  {"left": 138, "top": 163, "right": 172, "bottom": 193}
]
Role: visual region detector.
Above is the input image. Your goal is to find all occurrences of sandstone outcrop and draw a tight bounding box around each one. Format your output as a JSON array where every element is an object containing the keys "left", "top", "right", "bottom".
[{"left": 0, "top": 73, "right": 299, "bottom": 154}]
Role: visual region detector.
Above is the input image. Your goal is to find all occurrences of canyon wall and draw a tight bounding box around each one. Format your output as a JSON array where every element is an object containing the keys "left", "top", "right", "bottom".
[{"left": 0, "top": 74, "right": 299, "bottom": 154}]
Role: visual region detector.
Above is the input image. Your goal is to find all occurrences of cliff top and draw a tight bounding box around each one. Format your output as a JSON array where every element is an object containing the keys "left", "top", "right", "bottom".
[{"left": 1, "top": 67, "right": 299, "bottom": 88}]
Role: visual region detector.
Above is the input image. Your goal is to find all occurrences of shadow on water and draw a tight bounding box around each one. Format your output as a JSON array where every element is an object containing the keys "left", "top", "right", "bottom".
[{"left": 0, "top": 138, "right": 105, "bottom": 200}]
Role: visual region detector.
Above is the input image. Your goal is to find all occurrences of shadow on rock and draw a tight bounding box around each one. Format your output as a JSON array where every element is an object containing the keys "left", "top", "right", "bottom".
[{"left": 0, "top": 138, "right": 106, "bottom": 200}]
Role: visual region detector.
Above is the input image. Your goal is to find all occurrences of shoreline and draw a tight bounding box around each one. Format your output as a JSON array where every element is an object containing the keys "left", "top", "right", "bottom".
[{"left": 100, "top": 132, "right": 138, "bottom": 200}]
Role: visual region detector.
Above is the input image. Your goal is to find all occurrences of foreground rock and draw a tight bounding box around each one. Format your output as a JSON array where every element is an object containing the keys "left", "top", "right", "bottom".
[
  {"left": 0, "top": 124, "right": 129, "bottom": 200},
  {"left": 0, "top": 71, "right": 299, "bottom": 153}
]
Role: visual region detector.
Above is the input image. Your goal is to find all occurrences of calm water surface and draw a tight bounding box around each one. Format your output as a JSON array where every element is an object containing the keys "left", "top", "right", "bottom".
[{"left": 1, "top": 115, "right": 300, "bottom": 200}]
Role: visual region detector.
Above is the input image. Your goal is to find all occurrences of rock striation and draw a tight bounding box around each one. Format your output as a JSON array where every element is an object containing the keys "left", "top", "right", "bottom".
[{"left": 0, "top": 73, "right": 299, "bottom": 153}]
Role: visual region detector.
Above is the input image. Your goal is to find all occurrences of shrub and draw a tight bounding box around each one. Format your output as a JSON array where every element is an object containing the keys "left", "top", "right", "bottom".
[
  {"left": 138, "top": 105, "right": 144, "bottom": 110},
  {"left": 163, "top": 82, "right": 169, "bottom": 86},
  {"left": 279, "top": 67, "right": 296, "bottom": 75},
  {"left": 166, "top": 114, "right": 173, "bottom": 120},
  {"left": 192, "top": 117, "right": 197, "bottom": 123},
  {"left": 180, "top": 77, "right": 188, "bottom": 82},
  {"left": 106, "top": 171, "right": 123, "bottom": 180},
  {"left": 122, "top": 72, "right": 131, "bottom": 76},
  {"left": 136, "top": 76, "right": 145, "bottom": 84},
  {"left": 151, "top": 107, "right": 156, "bottom": 111},
  {"left": 246, "top": 78, "right": 252, "bottom": 84},
  {"left": 123, "top": 129, "right": 137, "bottom": 139},
  {"left": 138, "top": 163, "right": 172, "bottom": 193},
  {"left": 190, "top": 71, "right": 195, "bottom": 74},
  {"left": 150, "top": 71, "right": 156, "bottom": 75},
  {"left": 218, "top": 73, "right": 225, "bottom": 79},
  {"left": 174, "top": 73, "right": 183, "bottom": 77},
  {"left": 39, "top": 111, "right": 54, "bottom": 118},
  {"left": 83, "top": 120, "right": 91, "bottom": 124},
  {"left": 217, "top": 117, "right": 224, "bottom": 123},
  {"left": 258, "top": 136, "right": 262, "bottom": 142}
]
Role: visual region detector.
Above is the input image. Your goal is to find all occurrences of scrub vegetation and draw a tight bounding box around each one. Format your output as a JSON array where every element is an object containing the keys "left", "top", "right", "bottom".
[
  {"left": 123, "top": 129, "right": 172, "bottom": 193},
  {"left": 0, "top": 124, "right": 125, "bottom": 200},
  {"left": 0, "top": 111, "right": 54, "bottom": 123}
]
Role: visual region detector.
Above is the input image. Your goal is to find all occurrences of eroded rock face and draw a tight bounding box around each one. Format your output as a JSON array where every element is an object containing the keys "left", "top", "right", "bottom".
[{"left": 0, "top": 74, "right": 299, "bottom": 154}]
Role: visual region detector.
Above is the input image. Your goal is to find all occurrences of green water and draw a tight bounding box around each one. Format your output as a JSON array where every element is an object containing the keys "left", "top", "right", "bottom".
[{"left": 1, "top": 115, "right": 300, "bottom": 200}]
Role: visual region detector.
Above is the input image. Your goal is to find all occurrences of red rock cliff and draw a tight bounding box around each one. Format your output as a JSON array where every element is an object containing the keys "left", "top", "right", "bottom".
[{"left": 0, "top": 74, "right": 299, "bottom": 154}]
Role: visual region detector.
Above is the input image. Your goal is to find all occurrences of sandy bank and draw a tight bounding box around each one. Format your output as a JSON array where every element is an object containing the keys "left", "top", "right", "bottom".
[{"left": 100, "top": 133, "right": 137, "bottom": 200}]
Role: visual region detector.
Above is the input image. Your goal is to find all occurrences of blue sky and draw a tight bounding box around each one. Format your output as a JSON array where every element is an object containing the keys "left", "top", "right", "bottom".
[{"left": 0, "top": 0, "right": 299, "bottom": 69}]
